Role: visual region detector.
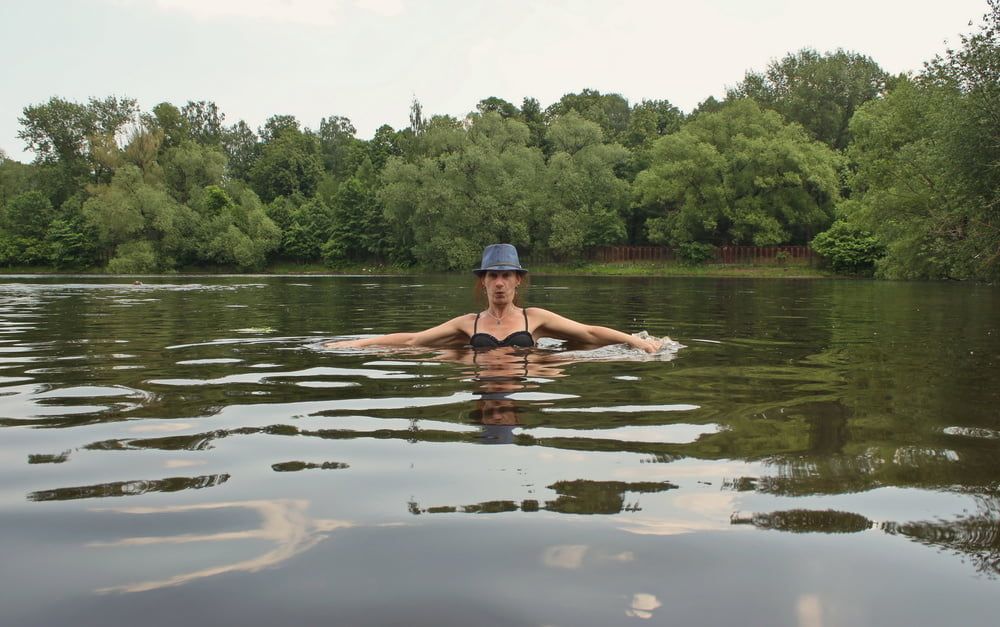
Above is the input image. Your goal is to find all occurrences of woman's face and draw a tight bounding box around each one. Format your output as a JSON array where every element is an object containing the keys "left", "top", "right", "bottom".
[{"left": 483, "top": 270, "right": 522, "bottom": 306}]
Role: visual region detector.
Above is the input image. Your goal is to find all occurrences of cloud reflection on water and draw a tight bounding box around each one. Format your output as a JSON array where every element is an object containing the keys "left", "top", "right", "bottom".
[{"left": 88, "top": 499, "right": 354, "bottom": 594}]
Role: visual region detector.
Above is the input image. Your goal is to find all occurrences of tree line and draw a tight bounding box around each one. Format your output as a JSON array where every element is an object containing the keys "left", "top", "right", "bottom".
[{"left": 1, "top": 2, "right": 996, "bottom": 280}]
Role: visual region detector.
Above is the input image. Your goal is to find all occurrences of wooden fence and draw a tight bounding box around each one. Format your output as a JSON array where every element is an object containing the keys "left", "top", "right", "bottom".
[{"left": 593, "top": 245, "right": 818, "bottom": 265}]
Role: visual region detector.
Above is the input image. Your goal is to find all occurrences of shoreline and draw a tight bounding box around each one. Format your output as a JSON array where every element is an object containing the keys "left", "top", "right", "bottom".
[{"left": 0, "top": 261, "right": 837, "bottom": 279}]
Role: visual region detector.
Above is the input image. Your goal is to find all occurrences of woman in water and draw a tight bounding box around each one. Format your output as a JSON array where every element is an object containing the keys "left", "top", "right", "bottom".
[{"left": 324, "top": 243, "right": 662, "bottom": 353}]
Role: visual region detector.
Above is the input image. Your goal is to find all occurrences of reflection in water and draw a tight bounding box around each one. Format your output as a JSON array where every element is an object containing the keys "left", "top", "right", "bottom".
[
  {"left": 732, "top": 497, "right": 1000, "bottom": 577},
  {"left": 28, "top": 474, "right": 230, "bottom": 501},
  {"left": 3, "top": 277, "right": 1000, "bottom": 622},
  {"left": 625, "top": 593, "right": 662, "bottom": 620},
  {"left": 89, "top": 499, "right": 354, "bottom": 594},
  {"left": 410, "top": 479, "right": 678, "bottom": 516}
]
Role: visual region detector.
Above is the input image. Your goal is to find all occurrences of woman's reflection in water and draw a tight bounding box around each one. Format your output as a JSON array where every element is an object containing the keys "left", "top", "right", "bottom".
[{"left": 439, "top": 346, "right": 568, "bottom": 444}]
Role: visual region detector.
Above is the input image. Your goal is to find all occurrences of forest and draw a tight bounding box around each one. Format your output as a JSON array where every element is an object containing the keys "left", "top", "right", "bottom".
[{"left": 0, "top": 2, "right": 996, "bottom": 280}]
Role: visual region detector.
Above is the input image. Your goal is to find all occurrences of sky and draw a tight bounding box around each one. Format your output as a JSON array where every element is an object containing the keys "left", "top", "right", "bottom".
[{"left": 0, "top": 0, "right": 989, "bottom": 162}]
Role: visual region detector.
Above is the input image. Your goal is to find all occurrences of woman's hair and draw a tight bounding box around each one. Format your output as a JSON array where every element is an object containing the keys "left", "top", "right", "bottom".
[{"left": 473, "top": 273, "right": 529, "bottom": 308}]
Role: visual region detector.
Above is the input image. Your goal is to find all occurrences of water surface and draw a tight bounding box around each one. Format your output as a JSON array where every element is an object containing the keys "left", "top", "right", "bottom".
[{"left": 1, "top": 275, "right": 998, "bottom": 626}]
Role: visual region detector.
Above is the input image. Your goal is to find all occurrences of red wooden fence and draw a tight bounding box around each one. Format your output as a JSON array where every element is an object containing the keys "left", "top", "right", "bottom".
[{"left": 593, "top": 245, "right": 817, "bottom": 264}]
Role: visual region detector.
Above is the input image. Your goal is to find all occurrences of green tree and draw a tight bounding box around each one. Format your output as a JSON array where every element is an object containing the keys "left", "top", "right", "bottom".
[
  {"left": 148, "top": 102, "right": 190, "bottom": 150},
  {"left": 161, "top": 142, "right": 227, "bottom": 204},
  {"left": 519, "top": 97, "right": 547, "bottom": 149},
  {"left": 181, "top": 101, "right": 225, "bottom": 146},
  {"left": 0, "top": 191, "right": 56, "bottom": 264},
  {"left": 191, "top": 184, "right": 280, "bottom": 270},
  {"left": 635, "top": 100, "right": 841, "bottom": 247},
  {"left": 317, "top": 115, "right": 362, "bottom": 179},
  {"left": 477, "top": 97, "right": 520, "bottom": 119},
  {"left": 323, "top": 159, "right": 389, "bottom": 262},
  {"left": 82, "top": 165, "right": 197, "bottom": 270},
  {"left": 729, "top": 48, "right": 890, "bottom": 150},
  {"left": 222, "top": 120, "right": 259, "bottom": 182},
  {"left": 542, "top": 113, "right": 630, "bottom": 258},
  {"left": 17, "top": 96, "right": 138, "bottom": 203},
  {"left": 381, "top": 112, "right": 547, "bottom": 269},
  {"left": 546, "top": 89, "right": 631, "bottom": 142},
  {"left": 249, "top": 128, "right": 323, "bottom": 202}
]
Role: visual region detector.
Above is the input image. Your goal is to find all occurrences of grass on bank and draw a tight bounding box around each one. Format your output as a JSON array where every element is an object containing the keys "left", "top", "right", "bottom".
[{"left": 1, "top": 260, "right": 835, "bottom": 278}]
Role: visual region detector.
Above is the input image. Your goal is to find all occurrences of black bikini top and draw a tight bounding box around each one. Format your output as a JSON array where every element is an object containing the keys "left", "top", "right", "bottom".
[{"left": 470, "top": 308, "right": 535, "bottom": 349}]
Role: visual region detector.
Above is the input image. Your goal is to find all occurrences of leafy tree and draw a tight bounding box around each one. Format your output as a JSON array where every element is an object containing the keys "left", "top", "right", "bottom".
[
  {"left": 542, "top": 113, "right": 629, "bottom": 258},
  {"left": 191, "top": 184, "right": 280, "bottom": 270},
  {"left": 367, "top": 124, "right": 402, "bottom": 171},
  {"left": 519, "top": 97, "right": 547, "bottom": 149},
  {"left": 381, "top": 112, "right": 547, "bottom": 269},
  {"left": 249, "top": 128, "right": 323, "bottom": 202},
  {"left": 222, "top": 120, "right": 259, "bottom": 181},
  {"left": 477, "top": 97, "right": 520, "bottom": 119},
  {"left": 0, "top": 156, "right": 37, "bottom": 207},
  {"left": 181, "top": 101, "right": 225, "bottom": 146},
  {"left": 729, "top": 48, "right": 890, "bottom": 150},
  {"left": 82, "top": 165, "right": 197, "bottom": 269},
  {"left": 546, "top": 89, "right": 631, "bottom": 142},
  {"left": 45, "top": 216, "right": 96, "bottom": 268},
  {"left": 623, "top": 99, "right": 684, "bottom": 149},
  {"left": 323, "top": 158, "right": 389, "bottom": 262},
  {"left": 0, "top": 191, "right": 55, "bottom": 264},
  {"left": 161, "top": 141, "right": 227, "bottom": 204},
  {"left": 690, "top": 96, "right": 725, "bottom": 118},
  {"left": 259, "top": 114, "right": 301, "bottom": 143},
  {"left": 280, "top": 197, "right": 335, "bottom": 261},
  {"left": 148, "top": 102, "right": 190, "bottom": 150},
  {"left": 17, "top": 96, "right": 138, "bottom": 202},
  {"left": 635, "top": 100, "right": 841, "bottom": 247},
  {"left": 317, "top": 115, "right": 362, "bottom": 179},
  {"left": 1, "top": 190, "right": 55, "bottom": 240}
]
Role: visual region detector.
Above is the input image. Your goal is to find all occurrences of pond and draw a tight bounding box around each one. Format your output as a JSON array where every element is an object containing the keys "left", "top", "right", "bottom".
[{"left": 1, "top": 275, "right": 998, "bottom": 626}]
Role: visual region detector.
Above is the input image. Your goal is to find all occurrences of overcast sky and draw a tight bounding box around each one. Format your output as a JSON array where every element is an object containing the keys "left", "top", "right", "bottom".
[{"left": 0, "top": 0, "right": 989, "bottom": 162}]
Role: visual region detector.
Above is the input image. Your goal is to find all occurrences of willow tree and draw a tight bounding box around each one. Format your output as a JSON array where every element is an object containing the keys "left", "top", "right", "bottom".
[
  {"left": 634, "top": 100, "right": 841, "bottom": 248},
  {"left": 380, "top": 112, "right": 547, "bottom": 269}
]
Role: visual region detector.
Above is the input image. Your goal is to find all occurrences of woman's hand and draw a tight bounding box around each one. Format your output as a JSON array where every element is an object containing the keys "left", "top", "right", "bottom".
[{"left": 631, "top": 336, "right": 663, "bottom": 354}]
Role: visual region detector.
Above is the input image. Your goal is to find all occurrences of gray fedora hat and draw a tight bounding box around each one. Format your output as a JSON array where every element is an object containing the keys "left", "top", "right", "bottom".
[{"left": 473, "top": 243, "right": 527, "bottom": 275}]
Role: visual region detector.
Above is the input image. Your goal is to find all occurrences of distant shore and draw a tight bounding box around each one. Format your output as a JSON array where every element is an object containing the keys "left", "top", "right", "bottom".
[{"left": 0, "top": 261, "right": 836, "bottom": 279}]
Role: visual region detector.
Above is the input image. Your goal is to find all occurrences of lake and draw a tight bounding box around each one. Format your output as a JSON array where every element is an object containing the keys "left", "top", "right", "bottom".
[{"left": 1, "top": 275, "right": 998, "bottom": 626}]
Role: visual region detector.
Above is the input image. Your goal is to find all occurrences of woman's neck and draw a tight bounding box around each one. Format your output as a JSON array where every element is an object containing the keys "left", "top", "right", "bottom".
[{"left": 486, "top": 303, "right": 518, "bottom": 322}]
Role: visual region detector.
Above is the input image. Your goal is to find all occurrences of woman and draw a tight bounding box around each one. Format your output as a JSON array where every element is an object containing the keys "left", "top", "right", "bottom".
[{"left": 324, "top": 243, "right": 663, "bottom": 353}]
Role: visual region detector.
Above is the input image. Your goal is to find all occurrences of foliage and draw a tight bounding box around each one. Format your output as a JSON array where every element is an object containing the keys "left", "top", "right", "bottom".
[
  {"left": 249, "top": 128, "right": 323, "bottom": 202},
  {"left": 676, "top": 241, "right": 717, "bottom": 265},
  {"left": 3, "top": 11, "right": 996, "bottom": 280},
  {"left": 822, "top": 5, "right": 1000, "bottom": 280},
  {"left": 543, "top": 113, "right": 630, "bottom": 258},
  {"left": 635, "top": 100, "right": 841, "bottom": 248},
  {"left": 546, "top": 89, "right": 631, "bottom": 142},
  {"left": 810, "top": 221, "right": 884, "bottom": 274},
  {"left": 729, "top": 48, "right": 890, "bottom": 150},
  {"left": 381, "top": 112, "right": 547, "bottom": 269}
]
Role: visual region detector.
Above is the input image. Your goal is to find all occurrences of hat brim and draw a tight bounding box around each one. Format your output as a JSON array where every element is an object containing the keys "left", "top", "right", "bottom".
[{"left": 473, "top": 265, "right": 528, "bottom": 275}]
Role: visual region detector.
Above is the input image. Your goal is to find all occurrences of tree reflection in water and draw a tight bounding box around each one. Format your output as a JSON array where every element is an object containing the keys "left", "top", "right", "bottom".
[{"left": 731, "top": 494, "right": 1000, "bottom": 578}]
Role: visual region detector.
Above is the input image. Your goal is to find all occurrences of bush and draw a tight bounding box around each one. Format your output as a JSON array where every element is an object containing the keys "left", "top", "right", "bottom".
[
  {"left": 811, "top": 221, "right": 884, "bottom": 274},
  {"left": 676, "top": 241, "right": 717, "bottom": 265}
]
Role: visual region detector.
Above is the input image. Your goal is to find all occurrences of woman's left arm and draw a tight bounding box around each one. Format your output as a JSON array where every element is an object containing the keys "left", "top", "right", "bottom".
[{"left": 532, "top": 308, "right": 662, "bottom": 353}]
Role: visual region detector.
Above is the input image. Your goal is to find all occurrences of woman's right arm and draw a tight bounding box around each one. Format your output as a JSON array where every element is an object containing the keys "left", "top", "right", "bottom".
[{"left": 324, "top": 315, "right": 473, "bottom": 349}]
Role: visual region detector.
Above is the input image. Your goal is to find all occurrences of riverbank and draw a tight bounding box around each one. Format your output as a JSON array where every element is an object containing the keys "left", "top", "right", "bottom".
[{"left": 0, "top": 260, "right": 835, "bottom": 278}]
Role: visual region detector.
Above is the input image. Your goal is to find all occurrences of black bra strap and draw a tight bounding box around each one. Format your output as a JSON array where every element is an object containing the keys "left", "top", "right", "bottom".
[{"left": 473, "top": 312, "right": 480, "bottom": 334}]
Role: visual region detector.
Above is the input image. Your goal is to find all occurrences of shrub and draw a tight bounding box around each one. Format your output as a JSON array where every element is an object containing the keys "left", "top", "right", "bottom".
[
  {"left": 811, "top": 221, "right": 884, "bottom": 275},
  {"left": 676, "top": 241, "right": 717, "bottom": 265}
]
